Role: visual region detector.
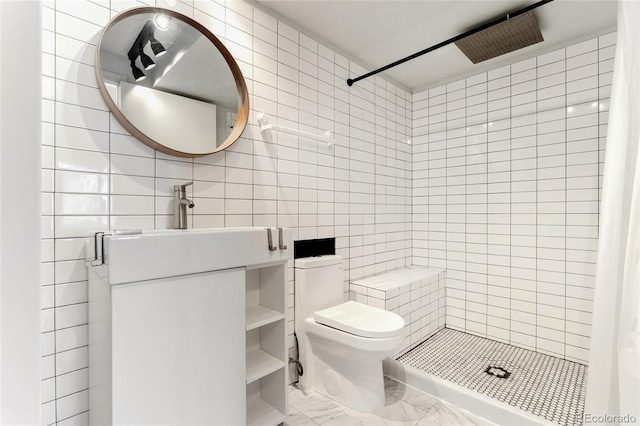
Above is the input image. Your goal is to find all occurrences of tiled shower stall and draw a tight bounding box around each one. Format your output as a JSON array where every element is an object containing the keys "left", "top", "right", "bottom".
[{"left": 412, "top": 34, "right": 612, "bottom": 364}]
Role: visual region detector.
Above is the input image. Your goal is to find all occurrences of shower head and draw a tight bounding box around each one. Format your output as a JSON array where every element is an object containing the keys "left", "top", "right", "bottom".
[{"left": 454, "top": 10, "right": 544, "bottom": 64}]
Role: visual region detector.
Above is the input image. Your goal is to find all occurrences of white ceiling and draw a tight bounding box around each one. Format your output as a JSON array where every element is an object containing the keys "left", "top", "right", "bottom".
[{"left": 256, "top": 0, "right": 618, "bottom": 92}]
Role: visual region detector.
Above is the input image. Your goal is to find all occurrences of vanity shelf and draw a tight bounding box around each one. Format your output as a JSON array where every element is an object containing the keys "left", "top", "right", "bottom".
[
  {"left": 245, "top": 263, "right": 288, "bottom": 425},
  {"left": 246, "top": 348, "right": 285, "bottom": 384},
  {"left": 246, "top": 305, "right": 285, "bottom": 331},
  {"left": 247, "top": 397, "right": 285, "bottom": 426}
]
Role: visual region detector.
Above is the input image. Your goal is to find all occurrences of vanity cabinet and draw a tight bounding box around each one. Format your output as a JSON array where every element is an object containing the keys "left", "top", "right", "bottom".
[{"left": 86, "top": 228, "right": 292, "bottom": 426}]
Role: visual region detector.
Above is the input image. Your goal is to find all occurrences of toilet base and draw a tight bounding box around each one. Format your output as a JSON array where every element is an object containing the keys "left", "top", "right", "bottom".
[{"left": 302, "top": 350, "right": 386, "bottom": 412}]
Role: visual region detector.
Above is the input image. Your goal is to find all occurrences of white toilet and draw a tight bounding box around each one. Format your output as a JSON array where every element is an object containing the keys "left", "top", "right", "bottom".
[{"left": 294, "top": 255, "right": 405, "bottom": 412}]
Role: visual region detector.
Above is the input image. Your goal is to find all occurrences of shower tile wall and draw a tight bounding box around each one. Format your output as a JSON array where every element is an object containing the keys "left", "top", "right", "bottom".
[
  {"left": 41, "top": 0, "right": 412, "bottom": 423},
  {"left": 412, "top": 33, "right": 614, "bottom": 366}
]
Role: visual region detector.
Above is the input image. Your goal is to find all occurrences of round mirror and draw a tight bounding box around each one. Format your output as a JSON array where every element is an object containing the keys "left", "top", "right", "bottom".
[{"left": 95, "top": 7, "right": 249, "bottom": 157}]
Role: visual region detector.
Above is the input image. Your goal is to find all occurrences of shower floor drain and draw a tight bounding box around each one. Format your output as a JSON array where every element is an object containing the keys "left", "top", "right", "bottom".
[
  {"left": 484, "top": 365, "right": 510, "bottom": 379},
  {"left": 397, "top": 328, "right": 587, "bottom": 426}
]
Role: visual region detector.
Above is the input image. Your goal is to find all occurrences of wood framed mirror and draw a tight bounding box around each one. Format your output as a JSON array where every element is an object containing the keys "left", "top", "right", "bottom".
[{"left": 95, "top": 7, "right": 249, "bottom": 157}]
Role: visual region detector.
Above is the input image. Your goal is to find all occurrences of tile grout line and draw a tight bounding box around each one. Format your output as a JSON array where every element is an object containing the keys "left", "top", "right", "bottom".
[{"left": 51, "top": 0, "right": 58, "bottom": 421}]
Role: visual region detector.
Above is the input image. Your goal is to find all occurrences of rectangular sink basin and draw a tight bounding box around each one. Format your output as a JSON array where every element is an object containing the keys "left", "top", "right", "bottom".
[{"left": 86, "top": 227, "right": 292, "bottom": 285}]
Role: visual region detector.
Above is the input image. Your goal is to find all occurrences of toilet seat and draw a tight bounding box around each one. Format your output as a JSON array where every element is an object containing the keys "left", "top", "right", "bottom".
[{"left": 313, "top": 301, "right": 404, "bottom": 338}]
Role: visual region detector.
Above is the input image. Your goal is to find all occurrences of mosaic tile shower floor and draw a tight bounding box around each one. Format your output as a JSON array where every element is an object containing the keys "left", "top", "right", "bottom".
[{"left": 397, "top": 328, "right": 587, "bottom": 426}]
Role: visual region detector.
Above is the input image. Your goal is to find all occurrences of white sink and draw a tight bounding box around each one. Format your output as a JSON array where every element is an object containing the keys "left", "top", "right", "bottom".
[{"left": 86, "top": 227, "right": 293, "bottom": 285}]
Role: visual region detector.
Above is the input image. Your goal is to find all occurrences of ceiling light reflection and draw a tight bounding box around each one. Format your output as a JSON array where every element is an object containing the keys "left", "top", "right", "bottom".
[{"left": 154, "top": 14, "right": 170, "bottom": 31}]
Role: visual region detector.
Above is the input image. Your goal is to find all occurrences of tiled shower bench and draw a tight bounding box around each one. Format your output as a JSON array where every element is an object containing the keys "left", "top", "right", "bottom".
[{"left": 350, "top": 267, "right": 447, "bottom": 356}]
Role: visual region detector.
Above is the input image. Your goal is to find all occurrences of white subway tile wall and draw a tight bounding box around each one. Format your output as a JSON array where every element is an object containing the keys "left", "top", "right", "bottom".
[
  {"left": 41, "top": 0, "right": 412, "bottom": 423},
  {"left": 412, "top": 32, "right": 614, "bottom": 365},
  {"left": 350, "top": 268, "right": 446, "bottom": 356}
]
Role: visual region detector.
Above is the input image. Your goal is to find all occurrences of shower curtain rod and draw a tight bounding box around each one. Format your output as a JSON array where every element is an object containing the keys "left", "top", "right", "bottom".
[{"left": 346, "top": 0, "right": 554, "bottom": 87}]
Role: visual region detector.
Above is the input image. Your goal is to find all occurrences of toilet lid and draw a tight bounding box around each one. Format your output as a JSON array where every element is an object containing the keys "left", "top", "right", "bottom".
[{"left": 313, "top": 301, "right": 405, "bottom": 338}]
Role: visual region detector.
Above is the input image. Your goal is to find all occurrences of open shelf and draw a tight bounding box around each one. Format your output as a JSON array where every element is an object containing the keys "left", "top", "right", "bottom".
[
  {"left": 246, "top": 305, "right": 284, "bottom": 331},
  {"left": 245, "top": 264, "right": 287, "bottom": 425},
  {"left": 246, "top": 349, "right": 285, "bottom": 384},
  {"left": 247, "top": 398, "right": 285, "bottom": 426}
]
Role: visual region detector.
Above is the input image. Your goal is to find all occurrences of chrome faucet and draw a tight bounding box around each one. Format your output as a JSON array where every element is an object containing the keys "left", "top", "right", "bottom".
[{"left": 173, "top": 182, "right": 195, "bottom": 229}]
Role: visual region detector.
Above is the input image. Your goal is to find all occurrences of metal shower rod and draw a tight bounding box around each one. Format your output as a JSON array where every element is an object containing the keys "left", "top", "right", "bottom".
[{"left": 346, "top": 0, "right": 555, "bottom": 87}]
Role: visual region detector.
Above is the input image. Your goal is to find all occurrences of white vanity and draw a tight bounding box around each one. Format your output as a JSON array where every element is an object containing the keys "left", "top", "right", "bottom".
[{"left": 86, "top": 227, "right": 292, "bottom": 426}]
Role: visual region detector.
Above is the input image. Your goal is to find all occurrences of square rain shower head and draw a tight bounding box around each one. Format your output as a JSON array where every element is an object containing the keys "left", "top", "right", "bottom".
[{"left": 455, "top": 10, "right": 543, "bottom": 64}]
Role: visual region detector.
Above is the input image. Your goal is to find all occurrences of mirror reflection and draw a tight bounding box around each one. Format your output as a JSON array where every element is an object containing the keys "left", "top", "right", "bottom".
[{"left": 98, "top": 9, "right": 247, "bottom": 156}]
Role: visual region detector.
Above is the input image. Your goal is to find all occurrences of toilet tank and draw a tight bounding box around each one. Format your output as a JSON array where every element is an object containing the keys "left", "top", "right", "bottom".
[{"left": 294, "top": 255, "right": 343, "bottom": 321}]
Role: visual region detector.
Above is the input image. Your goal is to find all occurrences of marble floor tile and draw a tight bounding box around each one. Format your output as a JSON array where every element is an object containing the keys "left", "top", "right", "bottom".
[
  {"left": 286, "top": 379, "right": 493, "bottom": 426},
  {"left": 284, "top": 406, "right": 319, "bottom": 426},
  {"left": 337, "top": 395, "right": 426, "bottom": 426},
  {"left": 322, "top": 411, "right": 363, "bottom": 426},
  {"left": 384, "top": 377, "right": 438, "bottom": 413},
  {"left": 288, "top": 385, "right": 346, "bottom": 425}
]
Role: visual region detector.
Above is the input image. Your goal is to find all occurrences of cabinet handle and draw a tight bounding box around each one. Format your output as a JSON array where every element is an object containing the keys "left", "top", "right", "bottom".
[
  {"left": 92, "top": 232, "right": 105, "bottom": 265},
  {"left": 266, "top": 228, "right": 277, "bottom": 251},
  {"left": 92, "top": 229, "right": 142, "bottom": 265},
  {"left": 278, "top": 228, "right": 287, "bottom": 250}
]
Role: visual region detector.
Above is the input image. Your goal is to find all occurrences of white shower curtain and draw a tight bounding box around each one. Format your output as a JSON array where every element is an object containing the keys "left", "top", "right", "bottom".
[{"left": 585, "top": 1, "right": 640, "bottom": 424}]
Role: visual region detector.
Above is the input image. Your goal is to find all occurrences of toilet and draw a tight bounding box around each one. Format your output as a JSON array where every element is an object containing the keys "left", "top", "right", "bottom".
[{"left": 294, "top": 255, "right": 405, "bottom": 412}]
